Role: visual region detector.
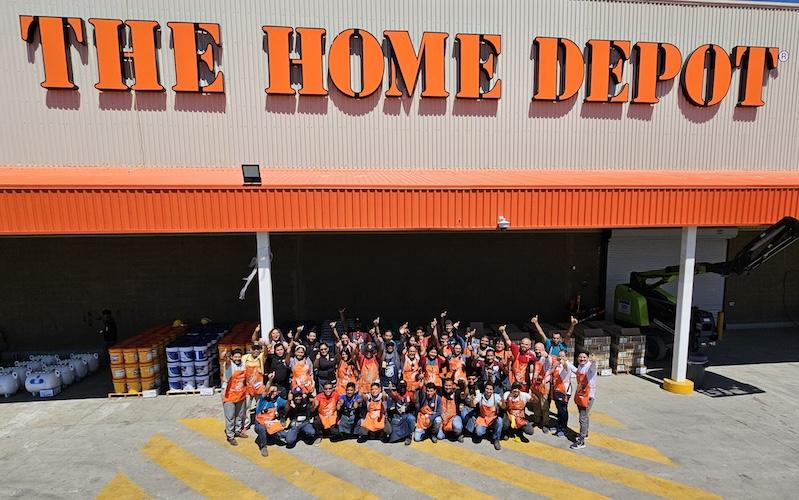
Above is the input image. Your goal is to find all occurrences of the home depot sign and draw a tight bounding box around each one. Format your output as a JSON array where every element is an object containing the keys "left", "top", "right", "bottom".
[{"left": 20, "top": 16, "right": 780, "bottom": 107}]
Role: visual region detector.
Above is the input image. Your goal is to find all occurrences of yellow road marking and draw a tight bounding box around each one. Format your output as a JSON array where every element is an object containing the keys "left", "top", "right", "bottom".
[
  {"left": 569, "top": 410, "right": 626, "bottom": 429},
  {"left": 587, "top": 433, "right": 675, "bottom": 466},
  {"left": 505, "top": 440, "right": 719, "bottom": 500},
  {"left": 181, "top": 417, "right": 377, "bottom": 500},
  {"left": 96, "top": 473, "right": 149, "bottom": 500},
  {"left": 321, "top": 440, "right": 493, "bottom": 500},
  {"left": 141, "top": 433, "right": 264, "bottom": 500},
  {"left": 414, "top": 440, "right": 607, "bottom": 500}
]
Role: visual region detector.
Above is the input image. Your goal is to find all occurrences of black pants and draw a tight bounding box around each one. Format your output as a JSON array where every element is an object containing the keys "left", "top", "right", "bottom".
[
  {"left": 312, "top": 416, "right": 341, "bottom": 438},
  {"left": 554, "top": 397, "right": 569, "bottom": 431}
]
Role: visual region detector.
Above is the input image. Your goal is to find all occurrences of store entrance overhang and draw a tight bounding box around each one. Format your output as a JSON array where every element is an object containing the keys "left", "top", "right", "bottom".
[{"left": 1, "top": 167, "right": 798, "bottom": 235}]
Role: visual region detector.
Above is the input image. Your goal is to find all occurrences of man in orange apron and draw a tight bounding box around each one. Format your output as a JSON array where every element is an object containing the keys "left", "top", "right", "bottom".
[
  {"left": 571, "top": 352, "right": 597, "bottom": 450},
  {"left": 502, "top": 382, "right": 534, "bottom": 442},
  {"left": 313, "top": 381, "right": 341, "bottom": 442},
  {"left": 437, "top": 378, "right": 465, "bottom": 442},
  {"left": 414, "top": 382, "right": 442, "bottom": 442},
  {"left": 529, "top": 342, "right": 553, "bottom": 432},
  {"left": 357, "top": 343, "right": 382, "bottom": 396},
  {"left": 254, "top": 384, "right": 288, "bottom": 457},
  {"left": 357, "top": 382, "right": 391, "bottom": 442},
  {"left": 222, "top": 348, "right": 249, "bottom": 446},
  {"left": 499, "top": 325, "right": 536, "bottom": 392},
  {"left": 473, "top": 382, "right": 504, "bottom": 450}
]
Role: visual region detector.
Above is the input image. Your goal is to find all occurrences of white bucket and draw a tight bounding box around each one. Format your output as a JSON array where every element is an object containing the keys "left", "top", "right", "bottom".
[
  {"left": 167, "top": 362, "right": 181, "bottom": 377},
  {"left": 195, "top": 375, "right": 210, "bottom": 388},
  {"left": 181, "top": 377, "right": 196, "bottom": 390},
  {"left": 194, "top": 361, "right": 209, "bottom": 376},
  {"left": 180, "top": 363, "right": 195, "bottom": 377},
  {"left": 178, "top": 347, "right": 194, "bottom": 363},
  {"left": 193, "top": 346, "right": 208, "bottom": 362},
  {"left": 165, "top": 346, "right": 181, "bottom": 363},
  {"left": 167, "top": 377, "right": 182, "bottom": 390}
]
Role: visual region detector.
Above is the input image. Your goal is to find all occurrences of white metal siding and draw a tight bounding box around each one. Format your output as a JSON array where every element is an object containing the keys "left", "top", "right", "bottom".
[
  {"left": 605, "top": 228, "right": 736, "bottom": 320},
  {"left": 1, "top": 0, "right": 798, "bottom": 169}
]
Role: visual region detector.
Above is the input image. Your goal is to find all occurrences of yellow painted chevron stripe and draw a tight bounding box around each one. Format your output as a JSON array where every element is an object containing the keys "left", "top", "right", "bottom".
[{"left": 96, "top": 473, "right": 149, "bottom": 500}]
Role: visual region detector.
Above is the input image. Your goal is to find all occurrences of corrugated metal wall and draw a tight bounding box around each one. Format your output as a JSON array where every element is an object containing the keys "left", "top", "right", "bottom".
[{"left": 1, "top": 0, "right": 798, "bottom": 170}]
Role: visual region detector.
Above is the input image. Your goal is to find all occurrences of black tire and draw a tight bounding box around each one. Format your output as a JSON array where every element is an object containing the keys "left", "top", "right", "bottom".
[{"left": 646, "top": 336, "right": 668, "bottom": 361}]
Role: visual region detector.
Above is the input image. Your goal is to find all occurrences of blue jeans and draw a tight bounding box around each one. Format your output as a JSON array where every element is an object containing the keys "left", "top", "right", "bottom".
[
  {"left": 254, "top": 423, "right": 287, "bottom": 449},
  {"left": 413, "top": 416, "right": 442, "bottom": 441},
  {"left": 437, "top": 415, "right": 463, "bottom": 439},
  {"left": 285, "top": 421, "right": 316, "bottom": 445},
  {"left": 461, "top": 407, "right": 477, "bottom": 434},
  {"left": 475, "top": 417, "right": 503, "bottom": 442}
]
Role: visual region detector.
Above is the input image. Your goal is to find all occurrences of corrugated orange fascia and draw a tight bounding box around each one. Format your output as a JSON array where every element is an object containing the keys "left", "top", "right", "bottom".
[{"left": 1, "top": 167, "right": 798, "bottom": 234}]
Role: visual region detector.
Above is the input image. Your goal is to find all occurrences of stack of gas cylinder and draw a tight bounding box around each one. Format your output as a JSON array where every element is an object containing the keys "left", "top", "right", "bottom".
[
  {"left": 109, "top": 324, "right": 186, "bottom": 393},
  {"left": 0, "top": 353, "right": 100, "bottom": 398},
  {"left": 165, "top": 323, "right": 229, "bottom": 391}
]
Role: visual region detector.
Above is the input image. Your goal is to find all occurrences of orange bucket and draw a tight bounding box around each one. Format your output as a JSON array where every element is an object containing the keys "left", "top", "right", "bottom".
[
  {"left": 139, "top": 362, "right": 156, "bottom": 378},
  {"left": 112, "top": 380, "right": 127, "bottom": 393},
  {"left": 127, "top": 378, "right": 141, "bottom": 393},
  {"left": 108, "top": 348, "right": 124, "bottom": 366},
  {"left": 122, "top": 348, "right": 139, "bottom": 364},
  {"left": 125, "top": 365, "right": 140, "bottom": 379},
  {"left": 111, "top": 365, "right": 127, "bottom": 380}
]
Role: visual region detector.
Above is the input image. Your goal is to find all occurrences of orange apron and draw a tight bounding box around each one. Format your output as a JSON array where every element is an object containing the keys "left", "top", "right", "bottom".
[
  {"left": 475, "top": 397, "right": 498, "bottom": 428},
  {"left": 506, "top": 396, "right": 528, "bottom": 429},
  {"left": 575, "top": 370, "right": 591, "bottom": 409},
  {"left": 362, "top": 398, "right": 386, "bottom": 432},
  {"left": 446, "top": 356, "right": 466, "bottom": 385},
  {"left": 416, "top": 397, "right": 437, "bottom": 430},
  {"left": 441, "top": 395, "right": 458, "bottom": 432},
  {"left": 358, "top": 356, "right": 379, "bottom": 394},
  {"left": 509, "top": 355, "right": 530, "bottom": 392},
  {"left": 530, "top": 358, "right": 548, "bottom": 397},
  {"left": 336, "top": 361, "right": 357, "bottom": 395},
  {"left": 223, "top": 366, "right": 247, "bottom": 403},
  {"left": 551, "top": 364, "right": 570, "bottom": 398},
  {"left": 291, "top": 359, "right": 315, "bottom": 394},
  {"left": 245, "top": 365, "right": 265, "bottom": 396},
  {"left": 495, "top": 349, "right": 514, "bottom": 371},
  {"left": 423, "top": 358, "right": 442, "bottom": 387},
  {"left": 402, "top": 356, "right": 421, "bottom": 392},
  {"left": 316, "top": 393, "right": 338, "bottom": 429},
  {"left": 255, "top": 406, "right": 285, "bottom": 434}
]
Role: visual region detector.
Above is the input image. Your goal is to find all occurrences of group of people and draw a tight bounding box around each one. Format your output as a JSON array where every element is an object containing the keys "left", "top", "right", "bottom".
[{"left": 220, "top": 309, "right": 598, "bottom": 457}]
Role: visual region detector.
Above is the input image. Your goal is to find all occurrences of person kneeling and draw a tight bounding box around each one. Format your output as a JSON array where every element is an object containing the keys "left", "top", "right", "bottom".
[
  {"left": 312, "top": 382, "right": 341, "bottom": 444},
  {"left": 503, "top": 382, "right": 534, "bottom": 443},
  {"left": 473, "top": 382, "right": 504, "bottom": 450},
  {"left": 439, "top": 379, "right": 465, "bottom": 443},
  {"left": 357, "top": 383, "right": 392, "bottom": 443},
  {"left": 284, "top": 387, "right": 317, "bottom": 448},
  {"left": 337, "top": 382, "right": 363, "bottom": 439},
  {"left": 254, "top": 384, "right": 289, "bottom": 457},
  {"left": 414, "top": 383, "right": 442, "bottom": 443},
  {"left": 387, "top": 380, "right": 416, "bottom": 445}
]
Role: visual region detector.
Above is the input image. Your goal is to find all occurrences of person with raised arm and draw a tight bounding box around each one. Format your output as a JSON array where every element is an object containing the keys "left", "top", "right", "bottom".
[
  {"left": 571, "top": 351, "right": 598, "bottom": 450},
  {"left": 531, "top": 315, "right": 578, "bottom": 357},
  {"left": 499, "top": 324, "right": 536, "bottom": 393}
]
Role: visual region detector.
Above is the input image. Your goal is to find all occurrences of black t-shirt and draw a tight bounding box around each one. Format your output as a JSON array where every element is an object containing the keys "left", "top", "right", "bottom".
[
  {"left": 267, "top": 355, "right": 290, "bottom": 388},
  {"left": 316, "top": 354, "right": 336, "bottom": 380},
  {"left": 102, "top": 318, "right": 118, "bottom": 342},
  {"left": 290, "top": 397, "right": 313, "bottom": 419}
]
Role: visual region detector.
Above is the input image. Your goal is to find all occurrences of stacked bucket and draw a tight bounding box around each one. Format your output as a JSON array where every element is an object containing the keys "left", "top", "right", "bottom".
[
  {"left": 216, "top": 322, "right": 258, "bottom": 374},
  {"left": 166, "top": 324, "right": 229, "bottom": 391},
  {"left": 109, "top": 324, "right": 186, "bottom": 394}
]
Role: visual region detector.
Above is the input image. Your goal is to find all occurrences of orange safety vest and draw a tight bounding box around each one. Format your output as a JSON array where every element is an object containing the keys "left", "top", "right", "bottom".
[
  {"left": 441, "top": 394, "right": 458, "bottom": 432},
  {"left": 245, "top": 365, "right": 265, "bottom": 396},
  {"left": 316, "top": 392, "right": 339, "bottom": 429},
  {"left": 506, "top": 396, "right": 528, "bottom": 429},
  {"left": 358, "top": 356, "right": 380, "bottom": 394},
  {"left": 575, "top": 370, "right": 591, "bottom": 409},
  {"left": 423, "top": 357, "right": 442, "bottom": 387},
  {"left": 475, "top": 396, "right": 498, "bottom": 428},
  {"left": 255, "top": 406, "right": 285, "bottom": 435},
  {"left": 416, "top": 397, "right": 438, "bottom": 430},
  {"left": 403, "top": 356, "right": 421, "bottom": 392},
  {"left": 291, "top": 359, "right": 315, "bottom": 394},
  {"left": 336, "top": 360, "right": 357, "bottom": 395},
  {"left": 530, "top": 358, "right": 549, "bottom": 397},
  {"left": 509, "top": 353, "right": 530, "bottom": 392},
  {"left": 362, "top": 397, "right": 386, "bottom": 432},
  {"left": 223, "top": 366, "right": 248, "bottom": 403}
]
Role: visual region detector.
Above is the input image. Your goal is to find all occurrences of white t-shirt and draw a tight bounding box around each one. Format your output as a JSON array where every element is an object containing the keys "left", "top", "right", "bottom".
[
  {"left": 475, "top": 392, "right": 503, "bottom": 408},
  {"left": 502, "top": 391, "right": 531, "bottom": 404},
  {"left": 576, "top": 361, "right": 598, "bottom": 399}
]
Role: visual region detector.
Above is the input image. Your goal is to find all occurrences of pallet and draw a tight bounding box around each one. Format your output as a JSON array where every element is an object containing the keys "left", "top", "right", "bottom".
[
  {"left": 107, "top": 392, "right": 143, "bottom": 399},
  {"left": 166, "top": 387, "right": 220, "bottom": 396}
]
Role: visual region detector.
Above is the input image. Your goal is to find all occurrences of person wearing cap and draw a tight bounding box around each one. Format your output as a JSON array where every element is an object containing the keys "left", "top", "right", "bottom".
[
  {"left": 379, "top": 332, "right": 401, "bottom": 389},
  {"left": 503, "top": 382, "right": 534, "bottom": 442},
  {"left": 355, "top": 318, "right": 383, "bottom": 396},
  {"left": 414, "top": 382, "right": 443, "bottom": 442},
  {"left": 337, "top": 382, "right": 363, "bottom": 439},
  {"left": 387, "top": 380, "right": 416, "bottom": 445},
  {"left": 284, "top": 386, "right": 318, "bottom": 447},
  {"left": 254, "top": 380, "right": 288, "bottom": 456},
  {"left": 357, "top": 383, "right": 392, "bottom": 443},
  {"left": 312, "top": 381, "right": 341, "bottom": 443},
  {"left": 461, "top": 371, "right": 481, "bottom": 433},
  {"left": 289, "top": 330, "right": 315, "bottom": 395}
]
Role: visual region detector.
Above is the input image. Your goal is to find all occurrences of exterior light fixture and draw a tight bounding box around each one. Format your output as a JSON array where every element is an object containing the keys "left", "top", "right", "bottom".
[{"left": 242, "top": 164, "right": 261, "bottom": 185}]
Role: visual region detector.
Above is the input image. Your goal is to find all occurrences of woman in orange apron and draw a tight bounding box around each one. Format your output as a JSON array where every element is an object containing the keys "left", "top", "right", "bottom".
[
  {"left": 571, "top": 352, "right": 597, "bottom": 450},
  {"left": 253, "top": 384, "right": 288, "bottom": 456},
  {"left": 357, "top": 346, "right": 381, "bottom": 396},
  {"left": 414, "top": 383, "right": 442, "bottom": 442},
  {"left": 474, "top": 382, "right": 504, "bottom": 450},
  {"left": 402, "top": 346, "right": 422, "bottom": 393},
  {"left": 312, "top": 381, "right": 341, "bottom": 441},
  {"left": 336, "top": 349, "right": 359, "bottom": 395},
  {"left": 422, "top": 347, "right": 444, "bottom": 388},
  {"left": 290, "top": 344, "right": 315, "bottom": 395},
  {"left": 550, "top": 350, "right": 573, "bottom": 438},
  {"left": 445, "top": 344, "right": 467, "bottom": 388},
  {"left": 357, "top": 383, "right": 390, "bottom": 442},
  {"left": 493, "top": 338, "right": 514, "bottom": 378},
  {"left": 502, "top": 382, "right": 533, "bottom": 442}
]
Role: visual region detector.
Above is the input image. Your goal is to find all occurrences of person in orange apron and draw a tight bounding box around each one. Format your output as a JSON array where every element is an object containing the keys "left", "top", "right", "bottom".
[
  {"left": 387, "top": 380, "right": 416, "bottom": 445},
  {"left": 502, "top": 382, "right": 533, "bottom": 442},
  {"left": 357, "top": 343, "right": 382, "bottom": 395},
  {"left": 570, "top": 352, "right": 597, "bottom": 450},
  {"left": 402, "top": 346, "right": 422, "bottom": 393},
  {"left": 446, "top": 344, "right": 468, "bottom": 388},
  {"left": 499, "top": 325, "right": 536, "bottom": 393},
  {"left": 473, "top": 382, "right": 504, "bottom": 450},
  {"left": 493, "top": 338, "right": 514, "bottom": 389},
  {"left": 528, "top": 342, "right": 553, "bottom": 432},
  {"left": 222, "top": 348, "right": 249, "bottom": 445},
  {"left": 290, "top": 344, "right": 315, "bottom": 395},
  {"left": 337, "top": 382, "right": 363, "bottom": 438},
  {"left": 414, "top": 382, "right": 442, "bottom": 442},
  {"left": 242, "top": 343, "right": 266, "bottom": 429},
  {"left": 335, "top": 349, "right": 359, "bottom": 395},
  {"left": 254, "top": 383, "right": 288, "bottom": 457},
  {"left": 437, "top": 378, "right": 465, "bottom": 442},
  {"left": 357, "top": 383, "right": 391, "bottom": 442},
  {"left": 313, "top": 381, "right": 341, "bottom": 442},
  {"left": 549, "top": 349, "right": 573, "bottom": 438},
  {"left": 421, "top": 346, "right": 444, "bottom": 388}
]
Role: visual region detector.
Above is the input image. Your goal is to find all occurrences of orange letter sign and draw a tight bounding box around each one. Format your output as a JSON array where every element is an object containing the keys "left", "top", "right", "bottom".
[
  {"left": 631, "top": 42, "right": 682, "bottom": 104},
  {"left": 168, "top": 22, "right": 225, "bottom": 93},
  {"left": 532, "top": 37, "right": 584, "bottom": 101},
  {"left": 329, "top": 29, "right": 384, "bottom": 98},
  {"left": 681, "top": 44, "right": 732, "bottom": 106},
  {"left": 19, "top": 15, "right": 85, "bottom": 89},
  {"left": 262, "top": 26, "right": 327, "bottom": 96},
  {"left": 88, "top": 19, "right": 163, "bottom": 91},
  {"left": 455, "top": 34, "right": 501, "bottom": 99},
  {"left": 383, "top": 31, "right": 448, "bottom": 98},
  {"left": 585, "top": 39, "right": 631, "bottom": 103},
  {"left": 733, "top": 46, "right": 779, "bottom": 107}
]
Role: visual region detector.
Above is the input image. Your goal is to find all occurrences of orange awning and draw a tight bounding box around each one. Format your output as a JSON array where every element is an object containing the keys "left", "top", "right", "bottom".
[{"left": 1, "top": 166, "right": 798, "bottom": 234}]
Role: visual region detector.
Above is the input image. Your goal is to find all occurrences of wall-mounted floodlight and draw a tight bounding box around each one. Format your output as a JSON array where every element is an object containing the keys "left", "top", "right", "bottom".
[{"left": 242, "top": 164, "right": 261, "bottom": 185}]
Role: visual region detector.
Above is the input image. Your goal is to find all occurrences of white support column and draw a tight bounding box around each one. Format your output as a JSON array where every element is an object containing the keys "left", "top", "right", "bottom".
[
  {"left": 256, "top": 232, "right": 275, "bottom": 337},
  {"left": 663, "top": 226, "right": 697, "bottom": 394}
]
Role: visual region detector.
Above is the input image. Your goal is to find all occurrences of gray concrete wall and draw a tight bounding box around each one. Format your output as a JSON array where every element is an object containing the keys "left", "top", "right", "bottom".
[
  {"left": 0, "top": 231, "right": 603, "bottom": 350},
  {"left": 724, "top": 230, "right": 799, "bottom": 324}
]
